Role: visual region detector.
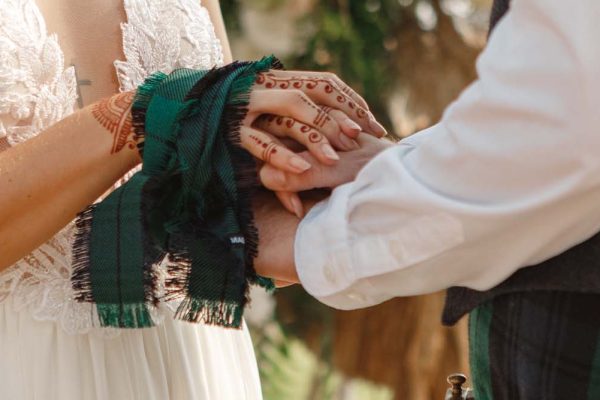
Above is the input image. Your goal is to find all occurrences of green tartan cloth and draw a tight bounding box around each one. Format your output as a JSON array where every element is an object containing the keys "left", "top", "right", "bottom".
[
  {"left": 469, "top": 292, "right": 600, "bottom": 400},
  {"left": 71, "top": 57, "right": 280, "bottom": 328}
]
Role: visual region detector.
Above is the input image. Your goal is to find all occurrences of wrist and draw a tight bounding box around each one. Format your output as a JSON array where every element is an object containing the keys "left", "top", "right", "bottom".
[{"left": 89, "top": 91, "right": 142, "bottom": 165}]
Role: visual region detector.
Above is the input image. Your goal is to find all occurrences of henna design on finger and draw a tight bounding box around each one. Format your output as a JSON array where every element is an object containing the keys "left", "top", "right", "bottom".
[
  {"left": 92, "top": 91, "right": 136, "bottom": 154},
  {"left": 249, "top": 133, "right": 278, "bottom": 163},
  {"left": 308, "top": 131, "right": 323, "bottom": 143},
  {"left": 258, "top": 76, "right": 371, "bottom": 125},
  {"left": 263, "top": 142, "right": 278, "bottom": 163},
  {"left": 296, "top": 95, "right": 330, "bottom": 128},
  {"left": 249, "top": 134, "right": 263, "bottom": 146},
  {"left": 313, "top": 105, "right": 333, "bottom": 129},
  {"left": 300, "top": 123, "right": 311, "bottom": 133},
  {"left": 258, "top": 76, "right": 345, "bottom": 100},
  {"left": 285, "top": 118, "right": 296, "bottom": 129},
  {"left": 313, "top": 108, "right": 331, "bottom": 128}
]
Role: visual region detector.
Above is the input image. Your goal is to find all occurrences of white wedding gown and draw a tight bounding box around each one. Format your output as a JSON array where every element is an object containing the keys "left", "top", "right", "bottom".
[{"left": 0, "top": 1, "right": 262, "bottom": 399}]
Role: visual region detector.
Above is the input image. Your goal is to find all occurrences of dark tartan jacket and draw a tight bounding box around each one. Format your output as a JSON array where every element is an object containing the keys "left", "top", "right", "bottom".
[{"left": 442, "top": 0, "right": 600, "bottom": 325}]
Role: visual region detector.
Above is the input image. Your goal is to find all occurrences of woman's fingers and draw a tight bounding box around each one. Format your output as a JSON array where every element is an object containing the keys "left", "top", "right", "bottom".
[
  {"left": 248, "top": 89, "right": 356, "bottom": 151},
  {"left": 254, "top": 115, "right": 340, "bottom": 166},
  {"left": 323, "top": 108, "right": 361, "bottom": 149},
  {"left": 275, "top": 190, "right": 304, "bottom": 218},
  {"left": 260, "top": 152, "right": 341, "bottom": 192},
  {"left": 260, "top": 133, "right": 394, "bottom": 192},
  {"left": 239, "top": 126, "right": 311, "bottom": 174},
  {"left": 254, "top": 70, "right": 387, "bottom": 138},
  {"left": 265, "top": 70, "right": 370, "bottom": 111}
]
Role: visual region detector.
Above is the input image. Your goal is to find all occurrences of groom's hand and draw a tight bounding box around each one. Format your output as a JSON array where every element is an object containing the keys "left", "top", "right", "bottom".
[
  {"left": 253, "top": 190, "right": 325, "bottom": 286},
  {"left": 259, "top": 133, "right": 393, "bottom": 214}
]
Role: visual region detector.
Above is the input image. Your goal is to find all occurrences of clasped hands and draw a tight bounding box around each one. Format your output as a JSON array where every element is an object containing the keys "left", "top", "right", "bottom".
[{"left": 239, "top": 69, "right": 393, "bottom": 287}]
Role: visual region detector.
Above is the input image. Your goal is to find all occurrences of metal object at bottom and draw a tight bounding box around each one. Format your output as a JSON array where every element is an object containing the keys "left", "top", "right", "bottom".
[{"left": 445, "top": 373, "right": 475, "bottom": 400}]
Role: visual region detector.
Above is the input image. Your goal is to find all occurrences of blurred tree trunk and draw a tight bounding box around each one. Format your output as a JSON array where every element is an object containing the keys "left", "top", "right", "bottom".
[
  {"left": 391, "top": 1, "right": 481, "bottom": 136},
  {"left": 333, "top": 293, "right": 469, "bottom": 400}
]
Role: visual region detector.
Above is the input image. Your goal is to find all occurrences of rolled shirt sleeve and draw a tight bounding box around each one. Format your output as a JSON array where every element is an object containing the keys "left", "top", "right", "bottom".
[{"left": 295, "top": 0, "right": 600, "bottom": 309}]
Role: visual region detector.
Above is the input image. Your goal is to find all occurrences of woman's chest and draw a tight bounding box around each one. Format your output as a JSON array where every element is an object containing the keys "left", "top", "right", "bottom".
[
  {"left": 35, "top": 0, "right": 130, "bottom": 105},
  {"left": 25, "top": 0, "right": 222, "bottom": 107}
]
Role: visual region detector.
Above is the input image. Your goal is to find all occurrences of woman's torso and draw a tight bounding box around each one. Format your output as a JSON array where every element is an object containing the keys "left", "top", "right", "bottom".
[{"left": 0, "top": 0, "right": 224, "bottom": 335}]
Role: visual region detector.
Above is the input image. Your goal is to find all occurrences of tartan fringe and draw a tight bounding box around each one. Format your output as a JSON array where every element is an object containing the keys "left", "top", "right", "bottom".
[
  {"left": 221, "top": 56, "right": 282, "bottom": 293},
  {"left": 163, "top": 236, "right": 193, "bottom": 302},
  {"left": 174, "top": 297, "right": 244, "bottom": 329},
  {"left": 70, "top": 204, "right": 96, "bottom": 303}
]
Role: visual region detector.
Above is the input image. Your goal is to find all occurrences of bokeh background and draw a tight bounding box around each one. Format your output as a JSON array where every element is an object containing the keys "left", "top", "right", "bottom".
[{"left": 221, "top": 1, "right": 492, "bottom": 399}]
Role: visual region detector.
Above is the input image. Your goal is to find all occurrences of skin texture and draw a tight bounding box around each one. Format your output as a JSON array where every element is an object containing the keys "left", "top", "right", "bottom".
[
  {"left": 253, "top": 133, "right": 394, "bottom": 286},
  {"left": 0, "top": 97, "right": 141, "bottom": 271},
  {"left": 0, "top": 1, "right": 388, "bottom": 273},
  {"left": 92, "top": 91, "right": 137, "bottom": 153}
]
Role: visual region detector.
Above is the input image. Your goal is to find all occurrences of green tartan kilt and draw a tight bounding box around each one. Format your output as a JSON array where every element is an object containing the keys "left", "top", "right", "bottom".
[{"left": 469, "top": 291, "right": 600, "bottom": 400}]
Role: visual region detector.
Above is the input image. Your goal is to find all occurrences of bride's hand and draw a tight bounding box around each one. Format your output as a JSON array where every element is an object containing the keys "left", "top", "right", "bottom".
[
  {"left": 239, "top": 70, "right": 387, "bottom": 174},
  {"left": 258, "top": 133, "right": 394, "bottom": 216}
]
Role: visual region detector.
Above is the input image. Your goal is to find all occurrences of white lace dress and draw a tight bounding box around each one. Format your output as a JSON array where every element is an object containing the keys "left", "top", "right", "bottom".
[{"left": 0, "top": 1, "right": 262, "bottom": 399}]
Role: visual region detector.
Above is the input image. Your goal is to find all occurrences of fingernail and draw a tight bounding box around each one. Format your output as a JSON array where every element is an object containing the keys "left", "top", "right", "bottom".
[
  {"left": 369, "top": 114, "right": 388, "bottom": 137},
  {"left": 288, "top": 156, "right": 311, "bottom": 173},
  {"left": 321, "top": 143, "right": 340, "bottom": 161},
  {"left": 343, "top": 118, "right": 361, "bottom": 133},
  {"left": 290, "top": 195, "right": 304, "bottom": 218},
  {"left": 339, "top": 134, "right": 360, "bottom": 150},
  {"left": 270, "top": 169, "right": 287, "bottom": 186}
]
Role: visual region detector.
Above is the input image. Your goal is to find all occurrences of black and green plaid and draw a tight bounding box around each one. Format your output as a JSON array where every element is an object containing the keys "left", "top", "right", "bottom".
[
  {"left": 442, "top": 1, "right": 600, "bottom": 398},
  {"left": 71, "top": 57, "right": 280, "bottom": 329},
  {"left": 469, "top": 292, "right": 600, "bottom": 400}
]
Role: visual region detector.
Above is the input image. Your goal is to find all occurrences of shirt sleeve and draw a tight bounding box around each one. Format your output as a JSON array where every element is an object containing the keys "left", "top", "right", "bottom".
[{"left": 295, "top": 0, "right": 600, "bottom": 310}]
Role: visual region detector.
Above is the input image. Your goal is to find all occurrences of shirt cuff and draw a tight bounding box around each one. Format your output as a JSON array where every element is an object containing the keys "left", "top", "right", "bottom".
[{"left": 295, "top": 184, "right": 357, "bottom": 298}]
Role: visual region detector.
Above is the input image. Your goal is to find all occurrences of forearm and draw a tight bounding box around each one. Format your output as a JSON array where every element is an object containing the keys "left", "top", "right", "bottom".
[
  {"left": 295, "top": 0, "right": 600, "bottom": 309},
  {"left": 0, "top": 93, "right": 140, "bottom": 270}
]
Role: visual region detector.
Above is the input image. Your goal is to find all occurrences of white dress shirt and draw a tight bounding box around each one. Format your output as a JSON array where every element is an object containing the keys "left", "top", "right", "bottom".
[{"left": 295, "top": 0, "right": 600, "bottom": 310}]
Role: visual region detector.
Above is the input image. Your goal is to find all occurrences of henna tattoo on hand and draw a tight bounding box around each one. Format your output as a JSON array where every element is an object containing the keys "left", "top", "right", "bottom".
[
  {"left": 295, "top": 95, "right": 331, "bottom": 128},
  {"left": 308, "top": 131, "right": 323, "bottom": 143},
  {"left": 263, "top": 142, "right": 278, "bottom": 163},
  {"left": 249, "top": 134, "right": 278, "bottom": 163},
  {"left": 92, "top": 92, "right": 137, "bottom": 154},
  {"left": 260, "top": 116, "right": 323, "bottom": 144},
  {"left": 255, "top": 74, "right": 366, "bottom": 120}
]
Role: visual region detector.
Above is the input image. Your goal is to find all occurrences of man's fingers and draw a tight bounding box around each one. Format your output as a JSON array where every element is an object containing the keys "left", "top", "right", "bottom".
[
  {"left": 254, "top": 115, "right": 340, "bottom": 165},
  {"left": 274, "top": 280, "right": 296, "bottom": 288},
  {"left": 260, "top": 152, "right": 332, "bottom": 192},
  {"left": 275, "top": 191, "right": 304, "bottom": 218},
  {"left": 239, "top": 126, "right": 311, "bottom": 174}
]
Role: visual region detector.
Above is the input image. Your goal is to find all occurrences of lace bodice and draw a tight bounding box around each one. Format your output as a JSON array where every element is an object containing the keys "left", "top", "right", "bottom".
[{"left": 0, "top": 0, "right": 224, "bottom": 335}]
